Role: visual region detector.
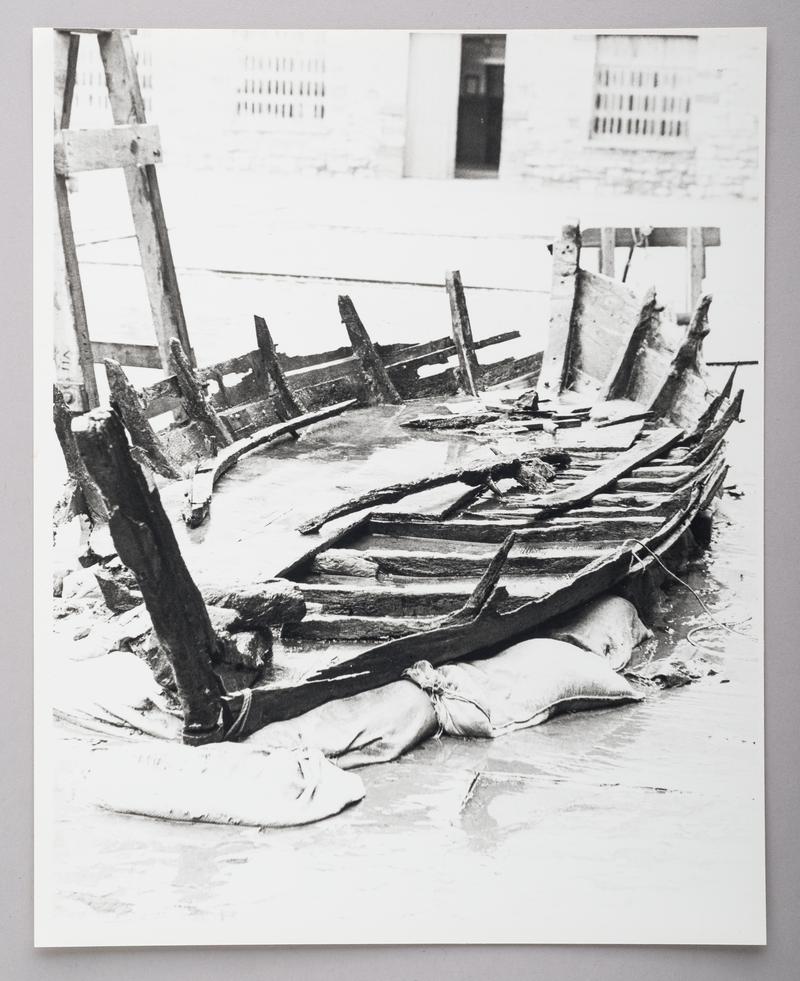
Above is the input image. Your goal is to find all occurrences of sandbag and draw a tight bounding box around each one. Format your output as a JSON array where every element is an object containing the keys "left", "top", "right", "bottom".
[
  {"left": 245, "top": 680, "right": 438, "bottom": 768},
  {"left": 547, "top": 594, "right": 653, "bottom": 671},
  {"left": 84, "top": 741, "right": 365, "bottom": 827},
  {"left": 405, "top": 638, "right": 643, "bottom": 739}
]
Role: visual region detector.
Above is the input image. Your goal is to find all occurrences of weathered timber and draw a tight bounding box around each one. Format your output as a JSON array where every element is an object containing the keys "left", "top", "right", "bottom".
[
  {"left": 599, "top": 226, "right": 616, "bottom": 277},
  {"left": 338, "top": 295, "right": 402, "bottom": 405},
  {"left": 369, "top": 514, "right": 663, "bottom": 544},
  {"left": 53, "top": 385, "right": 108, "bottom": 523},
  {"left": 223, "top": 477, "right": 718, "bottom": 736},
  {"left": 684, "top": 365, "right": 737, "bottom": 445},
  {"left": 253, "top": 315, "right": 306, "bottom": 420},
  {"left": 649, "top": 293, "right": 713, "bottom": 420},
  {"left": 682, "top": 389, "right": 743, "bottom": 465},
  {"left": 197, "top": 578, "right": 306, "bottom": 627},
  {"left": 297, "top": 456, "right": 555, "bottom": 534},
  {"left": 537, "top": 222, "right": 581, "bottom": 398},
  {"left": 71, "top": 409, "right": 225, "bottom": 742},
  {"left": 581, "top": 227, "right": 721, "bottom": 249},
  {"left": 601, "top": 287, "right": 659, "bottom": 400},
  {"left": 529, "top": 427, "right": 685, "bottom": 519},
  {"left": 97, "top": 30, "right": 193, "bottom": 371},
  {"left": 286, "top": 613, "right": 436, "bottom": 641},
  {"left": 54, "top": 123, "right": 162, "bottom": 175},
  {"left": 399, "top": 412, "right": 500, "bottom": 430},
  {"left": 183, "top": 399, "right": 359, "bottom": 527},
  {"left": 445, "top": 270, "right": 480, "bottom": 396},
  {"left": 103, "top": 360, "right": 182, "bottom": 479},
  {"left": 343, "top": 544, "right": 600, "bottom": 577},
  {"left": 442, "top": 532, "right": 517, "bottom": 622},
  {"left": 169, "top": 338, "right": 234, "bottom": 448}
]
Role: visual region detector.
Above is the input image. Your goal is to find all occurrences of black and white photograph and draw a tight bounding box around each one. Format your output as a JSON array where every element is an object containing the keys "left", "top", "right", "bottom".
[{"left": 35, "top": 26, "right": 765, "bottom": 946}]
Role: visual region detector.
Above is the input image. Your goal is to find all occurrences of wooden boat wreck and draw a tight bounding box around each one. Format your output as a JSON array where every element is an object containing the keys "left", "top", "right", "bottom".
[{"left": 60, "top": 221, "right": 743, "bottom": 747}]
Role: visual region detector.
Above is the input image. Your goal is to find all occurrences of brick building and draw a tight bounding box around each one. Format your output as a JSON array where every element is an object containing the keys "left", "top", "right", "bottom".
[{"left": 68, "top": 28, "right": 763, "bottom": 199}]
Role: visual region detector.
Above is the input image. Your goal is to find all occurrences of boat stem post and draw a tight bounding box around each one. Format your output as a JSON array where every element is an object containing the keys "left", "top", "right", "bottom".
[
  {"left": 253, "top": 314, "right": 306, "bottom": 422},
  {"left": 71, "top": 408, "right": 227, "bottom": 744}
]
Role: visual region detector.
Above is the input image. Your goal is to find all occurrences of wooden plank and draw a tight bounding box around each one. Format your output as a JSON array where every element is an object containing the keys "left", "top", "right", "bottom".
[
  {"left": 682, "top": 389, "right": 743, "bottom": 465},
  {"left": 530, "top": 427, "right": 684, "bottom": 519},
  {"left": 581, "top": 227, "right": 721, "bottom": 248},
  {"left": 104, "top": 359, "right": 182, "bottom": 479},
  {"left": 52, "top": 386, "right": 108, "bottom": 523},
  {"left": 369, "top": 514, "right": 663, "bottom": 544},
  {"left": 297, "top": 457, "right": 555, "bottom": 535},
  {"left": 338, "top": 295, "right": 402, "bottom": 405},
  {"left": 648, "top": 293, "right": 713, "bottom": 423},
  {"left": 223, "top": 478, "right": 714, "bottom": 736},
  {"left": 445, "top": 270, "right": 480, "bottom": 396},
  {"left": 599, "top": 227, "right": 616, "bottom": 277},
  {"left": 91, "top": 340, "right": 162, "bottom": 369},
  {"left": 183, "top": 400, "right": 360, "bottom": 528},
  {"left": 54, "top": 123, "right": 162, "bottom": 175},
  {"left": 97, "top": 29, "right": 193, "bottom": 371},
  {"left": 684, "top": 366, "right": 738, "bottom": 445},
  {"left": 169, "top": 338, "right": 234, "bottom": 447},
  {"left": 53, "top": 30, "right": 99, "bottom": 411},
  {"left": 71, "top": 409, "right": 225, "bottom": 743},
  {"left": 537, "top": 222, "right": 581, "bottom": 399},
  {"left": 254, "top": 315, "right": 306, "bottom": 419},
  {"left": 341, "top": 543, "right": 601, "bottom": 577}
]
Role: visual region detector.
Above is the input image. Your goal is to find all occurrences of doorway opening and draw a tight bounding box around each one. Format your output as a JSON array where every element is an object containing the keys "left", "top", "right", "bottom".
[{"left": 455, "top": 34, "right": 506, "bottom": 178}]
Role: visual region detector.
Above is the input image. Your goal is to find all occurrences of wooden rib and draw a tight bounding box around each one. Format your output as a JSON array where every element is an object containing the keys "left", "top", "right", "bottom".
[
  {"left": 537, "top": 222, "right": 581, "bottom": 399},
  {"left": 683, "top": 365, "right": 738, "bottom": 445},
  {"left": 253, "top": 315, "right": 306, "bottom": 419},
  {"left": 445, "top": 270, "right": 480, "bottom": 396},
  {"left": 104, "top": 359, "right": 182, "bottom": 479},
  {"left": 297, "top": 456, "right": 550, "bottom": 535},
  {"left": 169, "top": 338, "right": 234, "bottom": 447},
  {"left": 600, "top": 287, "right": 658, "bottom": 400},
  {"left": 182, "top": 399, "right": 359, "bottom": 528},
  {"left": 222, "top": 477, "right": 717, "bottom": 737},
  {"left": 338, "top": 295, "right": 402, "bottom": 405},
  {"left": 52, "top": 385, "right": 108, "bottom": 524},
  {"left": 528, "top": 427, "right": 684, "bottom": 519},
  {"left": 682, "top": 389, "right": 743, "bottom": 465}
]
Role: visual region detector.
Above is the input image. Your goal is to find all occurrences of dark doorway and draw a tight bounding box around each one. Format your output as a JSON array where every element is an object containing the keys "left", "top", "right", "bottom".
[{"left": 455, "top": 34, "right": 506, "bottom": 177}]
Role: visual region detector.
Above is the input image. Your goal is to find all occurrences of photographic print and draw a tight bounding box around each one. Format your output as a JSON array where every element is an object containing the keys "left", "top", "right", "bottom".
[{"left": 35, "top": 26, "right": 765, "bottom": 946}]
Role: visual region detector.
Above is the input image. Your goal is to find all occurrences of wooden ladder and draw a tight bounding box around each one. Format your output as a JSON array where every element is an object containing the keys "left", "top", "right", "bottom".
[{"left": 53, "top": 28, "right": 193, "bottom": 412}]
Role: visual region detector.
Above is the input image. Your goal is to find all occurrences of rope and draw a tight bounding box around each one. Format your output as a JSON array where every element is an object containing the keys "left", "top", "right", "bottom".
[
  {"left": 622, "top": 538, "right": 754, "bottom": 641},
  {"left": 223, "top": 688, "right": 253, "bottom": 741}
]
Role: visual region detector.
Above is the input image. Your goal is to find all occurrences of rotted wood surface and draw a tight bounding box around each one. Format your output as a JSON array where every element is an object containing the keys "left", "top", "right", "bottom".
[
  {"left": 52, "top": 385, "right": 108, "bottom": 523},
  {"left": 224, "top": 476, "right": 718, "bottom": 737},
  {"left": 338, "top": 295, "right": 402, "bottom": 405},
  {"left": 169, "top": 338, "right": 234, "bottom": 447},
  {"left": 601, "top": 287, "right": 659, "bottom": 401},
  {"left": 445, "top": 270, "right": 480, "bottom": 397},
  {"left": 648, "top": 292, "right": 713, "bottom": 424},
  {"left": 253, "top": 315, "right": 306, "bottom": 419},
  {"left": 71, "top": 409, "right": 225, "bottom": 742},
  {"left": 297, "top": 456, "right": 555, "bottom": 534},
  {"left": 104, "top": 359, "right": 182, "bottom": 479}
]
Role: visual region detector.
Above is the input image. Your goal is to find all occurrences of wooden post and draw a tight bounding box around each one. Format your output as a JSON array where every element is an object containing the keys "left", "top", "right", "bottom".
[
  {"left": 104, "top": 359, "right": 182, "bottom": 479},
  {"left": 537, "top": 222, "right": 581, "bottom": 399},
  {"left": 253, "top": 315, "right": 306, "bottom": 420},
  {"left": 599, "top": 227, "right": 616, "bottom": 278},
  {"left": 688, "top": 226, "right": 705, "bottom": 311},
  {"left": 338, "top": 295, "right": 402, "bottom": 405},
  {"left": 170, "top": 338, "right": 234, "bottom": 447},
  {"left": 53, "top": 30, "right": 99, "bottom": 410},
  {"left": 72, "top": 409, "right": 226, "bottom": 742},
  {"left": 445, "top": 270, "right": 480, "bottom": 397},
  {"left": 96, "top": 30, "right": 193, "bottom": 371},
  {"left": 648, "top": 293, "right": 713, "bottom": 418},
  {"left": 53, "top": 385, "right": 108, "bottom": 524}
]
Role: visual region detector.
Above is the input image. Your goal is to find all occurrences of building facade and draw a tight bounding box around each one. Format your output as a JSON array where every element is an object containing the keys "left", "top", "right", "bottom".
[{"left": 68, "top": 29, "right": 763, "bottom": 199}]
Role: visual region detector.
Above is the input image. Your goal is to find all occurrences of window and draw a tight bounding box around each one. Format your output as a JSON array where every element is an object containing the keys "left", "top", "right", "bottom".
[
  {"left": 235, "top": 31, "right": 327, "bottom": 128},
  {"left": 590, "top": 35, "right": 697, "bottom": 146}
]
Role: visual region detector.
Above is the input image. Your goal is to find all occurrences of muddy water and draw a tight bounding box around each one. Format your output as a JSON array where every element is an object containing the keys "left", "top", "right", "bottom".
[{"left": 43, "top": 366, "right": 763, "bottom": 947}]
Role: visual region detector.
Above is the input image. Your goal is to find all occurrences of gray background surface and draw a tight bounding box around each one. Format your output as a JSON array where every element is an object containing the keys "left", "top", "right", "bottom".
[{"left": 3, "top": 0, "right": 797, "bottom": 977}]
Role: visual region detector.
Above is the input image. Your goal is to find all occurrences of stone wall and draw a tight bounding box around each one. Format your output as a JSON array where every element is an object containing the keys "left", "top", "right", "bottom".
[{"left": 500, "top": 30, "right": 764, "bottom": 199}]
